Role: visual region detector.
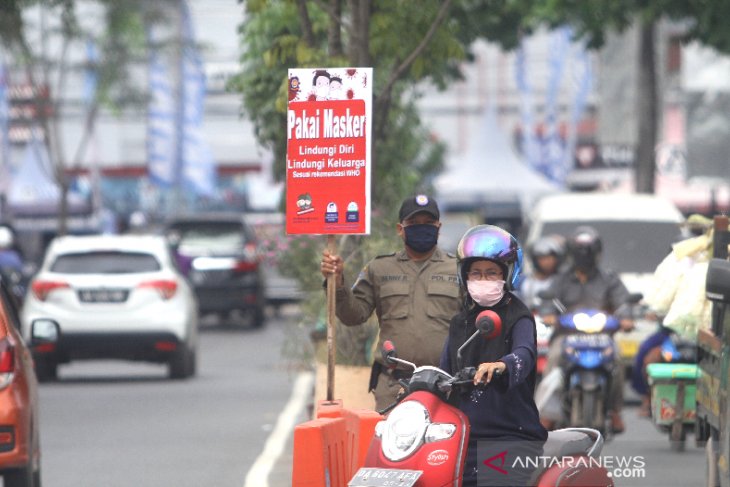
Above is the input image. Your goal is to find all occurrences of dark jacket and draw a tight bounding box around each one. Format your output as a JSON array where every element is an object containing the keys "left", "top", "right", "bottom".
[
  {"left": 549, "top": 266, "right": 630, "bottom": 341},
  {"left": 440, "top": 293, "right": 548, "bottom": 442}
]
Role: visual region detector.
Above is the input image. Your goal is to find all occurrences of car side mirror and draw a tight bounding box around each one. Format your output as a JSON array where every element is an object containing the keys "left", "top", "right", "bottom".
[
  {"left": 30, "top": 319, "right": 60, "bottom": 348},
  {"left": 707, "top": 258, "right": 730, "bottom": 304}
]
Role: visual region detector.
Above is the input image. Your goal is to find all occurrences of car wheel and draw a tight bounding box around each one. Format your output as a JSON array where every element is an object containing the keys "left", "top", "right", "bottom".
[
  {"left": 251, "top": 306, "right": 266, "bottom": 328},
  {"left": 168, "top": 346, "right": 195, "bottom": 380},
  {"left": 35, "top": 360, "right": 58, "bottom": 383},
  {"left": 4, "top": 463, "right": 35, "bottom": 487}
]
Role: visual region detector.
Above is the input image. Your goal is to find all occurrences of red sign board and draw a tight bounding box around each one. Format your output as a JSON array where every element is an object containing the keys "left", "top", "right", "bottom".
[{"left": 285, "top": 68, "right": 372, "bottom": 235}]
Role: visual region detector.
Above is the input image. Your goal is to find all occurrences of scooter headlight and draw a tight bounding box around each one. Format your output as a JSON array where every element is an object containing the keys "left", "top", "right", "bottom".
[{"left": 380, "top": 401, "right": 429, "bottom": 461}]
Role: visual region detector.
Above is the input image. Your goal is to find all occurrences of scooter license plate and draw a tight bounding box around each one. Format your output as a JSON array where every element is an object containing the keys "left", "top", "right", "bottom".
[{"left": 349, "top": 467, "right": 422, "bottom": 487}]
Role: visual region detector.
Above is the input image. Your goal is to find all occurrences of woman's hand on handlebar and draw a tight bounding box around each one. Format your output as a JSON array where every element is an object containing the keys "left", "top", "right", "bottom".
[{"left": 474, "top": 361, "right": 506, "bottom": 386}]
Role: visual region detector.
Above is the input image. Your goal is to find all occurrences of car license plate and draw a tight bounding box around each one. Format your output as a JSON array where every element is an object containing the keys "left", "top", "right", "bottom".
[
  {"left": 349, "top": 467, "right": 422, "bottom": 487},
  {"left": 78, "top": 289, "right": 129, "bottom": 303}
]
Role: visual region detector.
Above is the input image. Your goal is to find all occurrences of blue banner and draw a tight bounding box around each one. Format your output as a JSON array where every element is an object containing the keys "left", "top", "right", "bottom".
[
  {"left": 145, "top": 1, "right": 217, "bottom": 198},
  {"left": 146, "top": 25, "right": 176, "bottom": 188},
  {"left": 181, "top": 0, "right": 216, "bottom": 197},
  {"left": 514, "top": 27, "right": 592, "bottom": 187},
  {"left": 515, "top": 43, "right": 541, "bottom": 179}
]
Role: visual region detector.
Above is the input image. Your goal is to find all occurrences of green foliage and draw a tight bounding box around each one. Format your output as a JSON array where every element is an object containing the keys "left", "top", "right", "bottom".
[
  {"left": 525, "top": 0, "right": 730, "bottom": 53},
  {"left": 231, "top": 0, "right": 467, "bottom": 212},
  {"left": 230, "top": 0, "right": 525, "bottom": 365}
]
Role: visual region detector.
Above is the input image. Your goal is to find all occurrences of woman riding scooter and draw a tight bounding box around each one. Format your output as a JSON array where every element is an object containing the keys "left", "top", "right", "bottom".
[{"left": 440, "top": 225, "right": 547, "bottom": 486}]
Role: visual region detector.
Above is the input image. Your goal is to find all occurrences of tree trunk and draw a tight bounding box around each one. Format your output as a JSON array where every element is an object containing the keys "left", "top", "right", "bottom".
[
  {"left": 327, "top": 0, "right": 342, "bottom": 57},
  {"left": 635, "top": 19, "right": 657, "bottom": 194},
  {"left": 347, "top": 0, "right": 371, "bottom": 66}
]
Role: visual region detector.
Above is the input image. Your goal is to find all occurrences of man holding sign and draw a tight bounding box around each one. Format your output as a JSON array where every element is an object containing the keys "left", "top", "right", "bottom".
[{"left": 320, "top": 195, "right": 461, "bottom": 410}]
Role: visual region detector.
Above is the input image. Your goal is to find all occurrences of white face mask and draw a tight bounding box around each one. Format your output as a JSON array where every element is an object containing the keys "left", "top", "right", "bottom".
[
  {"left": 316, "top": 85, "right": 329, "bottom": 99},
  {"left": 467, "top": 280, "right": 506, "bottom": 307}
]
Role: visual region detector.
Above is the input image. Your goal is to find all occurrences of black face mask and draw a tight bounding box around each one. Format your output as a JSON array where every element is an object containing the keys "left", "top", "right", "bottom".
[
  {"left": 572, "top": 250, "right": 597, "bottom": 272},
  {"left": 403, "top": 224, "right": 439, "bottom": 253}
]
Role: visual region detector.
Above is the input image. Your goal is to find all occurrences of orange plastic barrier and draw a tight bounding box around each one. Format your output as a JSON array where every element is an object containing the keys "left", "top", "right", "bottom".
[
  {"left": 343, "top": 408, "right": 382, "bottom": 476},
  {"left": 292, "top": 400, "right": 383, "bottom": 487},
  {"left": 292, "top": 417, "right": 348, "bottom": 487}
]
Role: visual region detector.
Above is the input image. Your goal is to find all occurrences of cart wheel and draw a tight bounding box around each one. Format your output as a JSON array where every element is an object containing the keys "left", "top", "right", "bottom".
[{"left": 670, "top": 421, "right": 686, "bottom": 452}]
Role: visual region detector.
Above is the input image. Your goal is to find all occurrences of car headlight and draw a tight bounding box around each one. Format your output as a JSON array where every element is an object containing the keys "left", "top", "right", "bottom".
[{"left": 380, "top": 401, "right": 429, "bottom": 461}]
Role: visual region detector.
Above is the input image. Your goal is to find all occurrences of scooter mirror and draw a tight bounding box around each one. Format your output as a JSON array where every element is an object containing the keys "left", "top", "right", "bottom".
[
  {"left": 475, "top": 310, "right": 502, "bottom": 340},
  {"left": 382, "top": 340, "right": 398, "bottom": 367}
]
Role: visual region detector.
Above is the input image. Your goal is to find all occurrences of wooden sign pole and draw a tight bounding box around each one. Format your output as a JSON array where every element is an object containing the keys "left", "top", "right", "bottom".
[{"left": 325, "top": 234, "right": 337, "bottom": 401}]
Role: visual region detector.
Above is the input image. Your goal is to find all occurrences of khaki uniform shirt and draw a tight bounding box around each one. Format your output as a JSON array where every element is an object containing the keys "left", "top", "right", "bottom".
[{"left": 335, "top": 248, "right": 461, "bottom": 367}]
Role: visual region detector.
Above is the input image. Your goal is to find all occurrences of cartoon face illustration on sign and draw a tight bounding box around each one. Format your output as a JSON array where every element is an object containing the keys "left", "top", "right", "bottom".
[
  {"left": 313, "top": 70, "right": 331, "bottom": 101},
  {"left": 296, "top": 193, "right": 314, "bottom": 214},
  {"left": 328, "top": 76, "right": 343, "bottom": 100},
  {"left": 288, "top": 75, "right": 301, "bottom": 101}
]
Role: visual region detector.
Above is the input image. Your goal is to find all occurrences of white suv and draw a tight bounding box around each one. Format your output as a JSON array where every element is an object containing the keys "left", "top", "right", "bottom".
[{"left": 21, "top": 235, "right": 199, "bottom": 380}]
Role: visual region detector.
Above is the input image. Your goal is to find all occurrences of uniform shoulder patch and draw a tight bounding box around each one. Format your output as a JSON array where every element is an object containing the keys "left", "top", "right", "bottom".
[{"left": 374, "top": 252, "right": 396, "bottom": 259}]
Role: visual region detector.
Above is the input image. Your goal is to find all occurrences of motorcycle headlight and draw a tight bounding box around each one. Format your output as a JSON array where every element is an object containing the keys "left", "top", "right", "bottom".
[
  {"left": 380, "top": 401, "right": 429, "bottom": 461},
  {"left": 573, "top": 312, "right": 607, "bottom": 333}
]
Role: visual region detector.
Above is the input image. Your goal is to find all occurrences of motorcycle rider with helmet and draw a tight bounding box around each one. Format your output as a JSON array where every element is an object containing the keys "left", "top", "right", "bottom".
[
  {"left": 518, "top": 234, "right": 566, "bottom": 311},
  {"left": 538, "top": 225, "right": 634, "bottom": 433},
  {"left": 440, "top": 224, "right": 547, "bottom": 486}
]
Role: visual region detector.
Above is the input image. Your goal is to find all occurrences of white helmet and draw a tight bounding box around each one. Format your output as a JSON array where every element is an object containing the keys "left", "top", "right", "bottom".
[{"left": 0, "top": 227, "right": 14, "bottom": 249}]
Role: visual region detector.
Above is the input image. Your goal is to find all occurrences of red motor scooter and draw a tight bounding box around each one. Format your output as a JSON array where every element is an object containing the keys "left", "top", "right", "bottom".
[{"left": 349, "top": 310, "right": 614, "bottom": 487}]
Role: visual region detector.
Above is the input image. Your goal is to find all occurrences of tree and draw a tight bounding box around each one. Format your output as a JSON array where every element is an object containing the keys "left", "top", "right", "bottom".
[
  {"left": 231, "top": 0, "right": 531, "bottom": 216},
  {"left": 232, "top": 0, "right": 535, "bottom": 364},
  {"left": 0, "top": 0, "right": 155, "bottom": 234},
  {"left": 524, "top": 0, "right": 730, "bottom": 194}
]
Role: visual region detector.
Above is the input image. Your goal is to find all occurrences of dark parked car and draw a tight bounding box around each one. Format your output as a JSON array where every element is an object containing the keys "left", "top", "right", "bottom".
[{"left": 165, "top": 214, "right": 266, "bottom": 327}]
